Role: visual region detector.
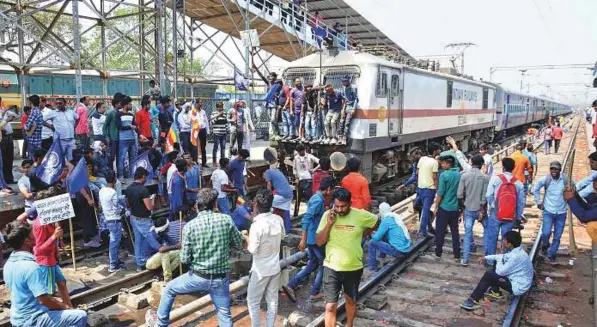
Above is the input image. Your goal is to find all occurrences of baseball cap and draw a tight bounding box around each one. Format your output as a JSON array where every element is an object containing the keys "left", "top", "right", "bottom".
[{"left": 549, "top": 161, "right": 562, "bottom": 170}]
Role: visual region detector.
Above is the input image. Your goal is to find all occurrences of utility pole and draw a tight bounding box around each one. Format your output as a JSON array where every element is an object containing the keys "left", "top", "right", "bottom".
[
  {"left": 444, "top": 42, "right": 476, "bottom": 75},
  {"left": 519, "top": 69, "right": 527, "bottom": 92}
]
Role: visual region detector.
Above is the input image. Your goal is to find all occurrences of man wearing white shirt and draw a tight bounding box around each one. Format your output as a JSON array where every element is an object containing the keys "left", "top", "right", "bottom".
[
  {"left": 40, "top": 104, "right": 55, "bottom": 150},
  {"left": 293, "top": 143, "right": 319, "bottom": 201},
  {"left": 242, "top": 103, "right": 256, "bottom": 150},
  {"left": 243, "top": 189, "right": 285, "bottom": 327},
  {"left": 194, "top": 99, "right": 210, "bottom": 168},
  {"left": 44, "top": 98, "right": 78, "bottom": 161},
  {"left": 177, "top": 104, "right": 193, "bottom": 157},
  {"left": 211, "top": 157, "right": 234, "bottom": 214}
]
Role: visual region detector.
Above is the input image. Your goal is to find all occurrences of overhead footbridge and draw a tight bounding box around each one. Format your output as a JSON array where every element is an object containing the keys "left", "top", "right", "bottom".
[{"left": 176, "top": 0, "right": 413, "bottom": 62}]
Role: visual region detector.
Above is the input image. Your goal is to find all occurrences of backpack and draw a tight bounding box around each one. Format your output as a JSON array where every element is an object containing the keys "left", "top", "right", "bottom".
[
  {"left": 496, "top": 174, "right": 518, "bottom": 221},
  {"left": 542, "top": 173, "right": 568, "bottom": 203}
]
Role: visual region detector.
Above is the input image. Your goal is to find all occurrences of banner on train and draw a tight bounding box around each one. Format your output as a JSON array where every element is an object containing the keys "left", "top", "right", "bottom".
[{"left": 34, "top": 193, "right": 76, "bottom": 225}]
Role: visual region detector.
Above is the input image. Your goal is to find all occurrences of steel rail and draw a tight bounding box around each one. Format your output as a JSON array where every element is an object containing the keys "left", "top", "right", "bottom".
[{"left": 502, "top": 116, "right": 581, "bottom": 327}]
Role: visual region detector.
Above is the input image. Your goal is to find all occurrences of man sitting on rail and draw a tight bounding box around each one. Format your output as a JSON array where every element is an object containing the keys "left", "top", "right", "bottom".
[
  {"left": 564, "top": 184, "right": 597, "bottom": 244},
  {"left": 574, "top": 151, "right": 597, "bottom": 199},
  {"left": 366, "top": 202, "right": 411, "bottom": 271},
  {"left": 3, "top": 221, "right": 88, "bottom": 327},
  {"left": 146, "top": 188, "right": 244, "bottom": 327},
  {"left": 145, "top": 215, "right": 185, "bottom": 283},
  {"left": 231, "top": 196, "right": 253, "bottom": 231},
  {"left": 461, "top": 230, "right": 533, "bottom": 311}
]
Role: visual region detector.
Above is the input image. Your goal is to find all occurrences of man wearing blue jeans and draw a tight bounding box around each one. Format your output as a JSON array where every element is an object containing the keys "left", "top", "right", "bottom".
[
  {"left": 283, "top": 176, "right": 334, "bottom": 302},
  {"left": 416, "top": 142, "right": 441, "bottom": 237},
  {"left": 457, "top": 155, "right": 489, "bottom": 266},
  {"left": 485, "top": 158, "right": 525, "bottom": 265},
  {"left": 124, "top": 167, "right": 156, "bottom": 271},
  {"left": 99, "top": 173, "right": 125, "bottom": 272},
  {"left": 116, "top": 96, "right": 138, "bottom": 179},
  {"left": 533, "top": 161, "right": 569, "bottom": 262},
  {"left": 146, "top": 189, "right": 244, "bottom": 327},
  {"left": 3, "top": 221, "right": 88, "bottom": 327},
  {"left": 367, "top": 202, "right": 411, "bottom": 270}
]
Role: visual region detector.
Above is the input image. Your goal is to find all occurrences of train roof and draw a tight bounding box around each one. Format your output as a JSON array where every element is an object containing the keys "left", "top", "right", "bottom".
[
  {"left": 282, "top": 49, "right": 494, "bottom": 88},
  {"left": 484, "top": 81, "right": 568, "bottom": 106}
]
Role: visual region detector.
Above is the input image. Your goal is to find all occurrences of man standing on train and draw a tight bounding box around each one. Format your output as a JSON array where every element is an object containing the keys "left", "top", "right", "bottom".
[
  {"left": 323, "top": 84, "right": 345, "bottom": 145},
  {"left": 339, "top": 75, "right": 358, "bottom": 145}
]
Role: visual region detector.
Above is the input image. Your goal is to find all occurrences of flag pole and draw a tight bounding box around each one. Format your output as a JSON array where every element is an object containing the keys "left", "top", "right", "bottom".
[
  {"left": 66, "top": 185, "right": 77, "bottom": 271},
  {"left": 89, "top": 191, "right": 100, "bottom": 227},
  {"left": 69, "top": 218, "right": 77, "bottom": 271},
  {"left": 179, "top": 210, "right": 183, "bottom": 275}
]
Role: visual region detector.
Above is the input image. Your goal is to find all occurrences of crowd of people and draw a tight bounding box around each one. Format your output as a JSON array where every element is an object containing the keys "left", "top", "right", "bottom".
[
  {"left": 2, "top": 88, "right": 597, "bottom": 327},
  {"left": 255, "top": 62, "right": 359, "bottom": 145}
]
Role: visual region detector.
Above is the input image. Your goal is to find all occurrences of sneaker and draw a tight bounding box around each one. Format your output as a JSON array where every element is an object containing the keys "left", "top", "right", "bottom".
[
  {"left": 485, "top": 290, "right": 504, "bottom": 300},
  {"left": 108, "top": 266, "right": 123, "bottom": 273},
  {"left": 329, "top": 138, "right": 337, "bottom": 145},
  {"left": 83, "top": 239, "right": 101, "bottom": 248},
  {"left": 145, "top": 309, "right": 158, "bottom": 327},
  {"left": 547, "top": 256, "right": 557, "bottom": 263},
  {"left": 282, "top": 285, "right": 297, "bottom": 303},
  {"left": 461, "top": 299, "right": 480, "bottom": 311},
  {"left": 434, "top": 255, "right": 441, "bottom": 261},
  {"left": 460, "top": 259, "right": 469, "bottom": 266}
]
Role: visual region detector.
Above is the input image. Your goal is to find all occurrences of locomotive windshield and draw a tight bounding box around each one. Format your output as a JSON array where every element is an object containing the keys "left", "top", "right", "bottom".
[
  {"left": 283, "top": 68, "right": 316, "bottom": 86},
  {"left": 323, "top": 66, "right": 360, "bottom": 89}
]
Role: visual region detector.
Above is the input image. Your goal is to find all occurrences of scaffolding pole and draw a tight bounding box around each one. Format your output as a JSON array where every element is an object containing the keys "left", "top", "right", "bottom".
[
  {"left": 156, "top": 0, "right": 166, "bottom": 92},
  {"left": 171, "top": 0, "right": 178, "bottom": 100},
  {"left": 72, "top": 0, "right": 83, "bottom": 100}
]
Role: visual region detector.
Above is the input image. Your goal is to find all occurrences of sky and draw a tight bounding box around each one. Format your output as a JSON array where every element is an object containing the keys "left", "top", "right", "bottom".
[{"left": 344, "top": 0, "right": 597, "bottom": 106}]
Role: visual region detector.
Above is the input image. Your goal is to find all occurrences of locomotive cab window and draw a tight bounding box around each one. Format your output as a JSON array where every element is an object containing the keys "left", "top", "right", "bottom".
[
  {"left": 376, "top": 71, "right": 388, "bottom": 97},
  {"left": 446, "top": 80, "right": 453, "bottom": 108},
  {"left": 482, "top": 88, "right": 488, "bottom": 109}
]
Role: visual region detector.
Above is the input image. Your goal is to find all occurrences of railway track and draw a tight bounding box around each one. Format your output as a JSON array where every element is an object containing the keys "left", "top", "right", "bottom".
[{"left": 0, "top": 122, "right": 569, "bottom": 326}]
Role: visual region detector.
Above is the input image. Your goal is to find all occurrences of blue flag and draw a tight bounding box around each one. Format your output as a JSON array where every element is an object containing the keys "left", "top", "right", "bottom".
[
  {"left": 36, "top": 137, "right": 64, "bottom": 185},
  {"left": 234, "top": 70, "right": 248, "bottom": 91},
  {"left": 67, "top": 158, "right": 89, "bottom": 194},
  {"left": 132, "top": 151, "right": 153, "bottom": 185}
]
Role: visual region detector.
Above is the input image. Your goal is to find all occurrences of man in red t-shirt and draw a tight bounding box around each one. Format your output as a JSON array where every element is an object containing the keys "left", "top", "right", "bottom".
[
  {"left": 31, "top": 207, "right": 73, "bottom": 307},
  {"left": 341, "top": 157, "right": 371, "bottom": 210},
  {"left": 136, "top": 98, "right": 153, "bottom": 144},
  {"left": 311, "top": 157, "right": 331, "bottom": 208},
  {"left": 551, "top": 122, "right": 564, "bottom": 154}
]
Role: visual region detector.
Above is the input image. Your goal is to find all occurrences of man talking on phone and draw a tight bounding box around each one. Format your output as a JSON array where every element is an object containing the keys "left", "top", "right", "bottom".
[{"left": 315, "top": 188, "right": 379, "bottom": 327}]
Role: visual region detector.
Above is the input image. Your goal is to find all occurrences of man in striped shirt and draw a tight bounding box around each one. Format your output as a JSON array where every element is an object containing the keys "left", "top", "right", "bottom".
[{"left": 210, "top": 101, "right": 228, "bottom": 166}]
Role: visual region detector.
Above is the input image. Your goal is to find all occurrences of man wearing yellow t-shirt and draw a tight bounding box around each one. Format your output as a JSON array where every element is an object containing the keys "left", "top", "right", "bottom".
[
  {"left": 415, "top": 142, "right": 441, "bottom": 236},
  {"left": 316, "top": 188, "right": 379, "bottom": 327}
]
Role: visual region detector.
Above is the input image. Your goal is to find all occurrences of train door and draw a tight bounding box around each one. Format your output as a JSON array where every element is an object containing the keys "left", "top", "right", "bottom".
[{"left": 389, "top": 70, "right": 401, "bottom": 136}]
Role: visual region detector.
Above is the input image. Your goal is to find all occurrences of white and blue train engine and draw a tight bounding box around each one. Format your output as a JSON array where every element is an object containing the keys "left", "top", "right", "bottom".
[{"left": 280, "top": 50, "right": 496, "bottom": 182}]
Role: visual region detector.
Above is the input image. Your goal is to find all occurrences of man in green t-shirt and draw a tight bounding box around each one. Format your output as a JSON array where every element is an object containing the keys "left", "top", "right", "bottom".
[{"left": 316, "top": 188, "right": 379, "bottom": 327}]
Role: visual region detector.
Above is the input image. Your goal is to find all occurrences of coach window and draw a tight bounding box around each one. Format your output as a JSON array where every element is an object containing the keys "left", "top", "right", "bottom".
[
  {"left": 376, "top": 71, "right": 388, "bottom": 97},
  {"left": 482, "top": 88, "right": 488, "bottom": 109},
  {"left": 446, "top": 80, "right": 453, "bottom": 108}
]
